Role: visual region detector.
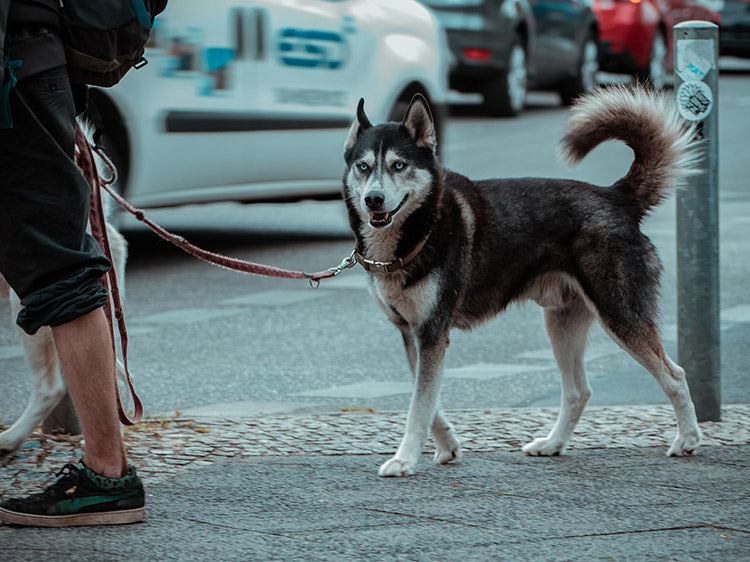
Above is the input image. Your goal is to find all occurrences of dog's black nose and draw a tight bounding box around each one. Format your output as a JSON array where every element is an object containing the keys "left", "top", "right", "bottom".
[{"left": 364, "top": 191, "right": 385, "bottom": 210}]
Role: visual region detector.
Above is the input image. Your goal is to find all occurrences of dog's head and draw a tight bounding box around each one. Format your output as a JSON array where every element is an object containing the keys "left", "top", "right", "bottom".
[{"left": 342, "top": 94, "right": 441, "bottom": 235}]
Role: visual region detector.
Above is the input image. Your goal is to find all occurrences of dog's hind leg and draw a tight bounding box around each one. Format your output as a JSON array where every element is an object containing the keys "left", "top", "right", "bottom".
[
  {"left": 523, "top": 296, "right": 594, "bottom": 456},
  {"left": 380, "top": 326, "right": 451, "bottom": 477},
  {"left": 573, "top": 232, "right": 700, "bottom": 454},
  {"left": 0, "top": 291, "right": 67, "bottom": 456},
  {"left": 601, "top": 319, "right": 701, "bottom": 456},
  {"left": 398, "top": 325, "right": 462, "bottom": 467}
]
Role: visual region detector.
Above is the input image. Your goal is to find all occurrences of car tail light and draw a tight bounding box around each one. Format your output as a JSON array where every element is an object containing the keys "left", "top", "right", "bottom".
[{"left": 462, "top": 48, "right": 492, "bottom": 61}]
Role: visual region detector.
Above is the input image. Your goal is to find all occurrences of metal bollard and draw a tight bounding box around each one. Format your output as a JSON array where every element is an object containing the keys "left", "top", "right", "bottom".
[{"left": 674, "top": 21, "right": 721, "bottom": 422}]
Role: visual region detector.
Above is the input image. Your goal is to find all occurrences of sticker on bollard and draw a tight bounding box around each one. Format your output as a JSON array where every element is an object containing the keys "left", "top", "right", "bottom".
[
  {"left": 676, "top": 80, "right": 713, "bottom": 121},
  {"left": 675, "top": 39, "right": 714, "bottom": 82}
]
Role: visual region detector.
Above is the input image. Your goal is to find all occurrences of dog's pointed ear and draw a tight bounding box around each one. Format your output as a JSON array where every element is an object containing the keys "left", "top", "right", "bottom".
[
  {"left": 345, "top": 98, "right": 372, "bottom": 152},
  {"left": 402, "top": 94, "right": 436, "bottom": 153}
]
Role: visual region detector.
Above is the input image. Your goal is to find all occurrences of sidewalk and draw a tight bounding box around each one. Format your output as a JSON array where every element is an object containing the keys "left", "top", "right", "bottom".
[{"left": 1, "top": 405, "right": 749, "bottom": 560}]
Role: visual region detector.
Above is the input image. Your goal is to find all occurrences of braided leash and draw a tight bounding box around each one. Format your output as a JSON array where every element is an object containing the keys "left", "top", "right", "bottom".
[{"left": 76, "top": 124, "right": 143, "bottom": 426}]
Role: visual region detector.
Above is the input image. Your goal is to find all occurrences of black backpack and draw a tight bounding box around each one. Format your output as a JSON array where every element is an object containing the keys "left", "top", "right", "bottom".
[{"left": 60, "top": 0, "right": 168, "bottom": 87}]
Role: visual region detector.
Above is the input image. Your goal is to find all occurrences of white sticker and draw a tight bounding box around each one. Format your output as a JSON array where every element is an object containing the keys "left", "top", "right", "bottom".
[
  {"left": 675, "top": 39, "right": 714, "bottom": 82},
  {"left": 677, "top": 80, "right": 714, "bottom": 121}
]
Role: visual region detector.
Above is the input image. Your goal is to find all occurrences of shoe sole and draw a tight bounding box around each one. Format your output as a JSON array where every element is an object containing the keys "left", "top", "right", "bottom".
[{"left": 0, "top": 506, "right": 145, "bottom": 527}]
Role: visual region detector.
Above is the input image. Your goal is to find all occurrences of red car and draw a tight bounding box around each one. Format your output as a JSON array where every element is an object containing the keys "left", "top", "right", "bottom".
[{"left": 593, "top": 0, "right": 720, "bottom": 88}]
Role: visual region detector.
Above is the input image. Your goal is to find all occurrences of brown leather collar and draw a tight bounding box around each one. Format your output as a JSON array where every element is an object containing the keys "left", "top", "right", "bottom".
[{"left": 354, "top": 231, "right": 432, "bottom": 274}]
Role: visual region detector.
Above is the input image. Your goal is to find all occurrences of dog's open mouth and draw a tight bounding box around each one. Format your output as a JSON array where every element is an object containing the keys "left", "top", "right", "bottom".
[{"left": 369, "top": 195, "right": 408, "bottom": 228}]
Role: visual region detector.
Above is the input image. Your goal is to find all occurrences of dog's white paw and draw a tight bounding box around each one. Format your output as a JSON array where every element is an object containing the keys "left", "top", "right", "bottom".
[
  {"left": 667, "top": 430, "right": 700, "bottom": 457},
  {"left": 433, "top": 437, "right": 462, "bottom": 465},
  {"left": 0, "top": 430, "right": 26, "bottom": 458},
  {"left": 522, "top": 436, "right": 567, "bottom": 457},
  {"left": 378, "top": 456, "right": 416, "bottom": 477}
]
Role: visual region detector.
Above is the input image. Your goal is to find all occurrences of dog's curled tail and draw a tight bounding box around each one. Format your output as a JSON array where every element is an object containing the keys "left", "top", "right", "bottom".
[{"left": 560, "top": 85, "right": 702, "bottom": 216}]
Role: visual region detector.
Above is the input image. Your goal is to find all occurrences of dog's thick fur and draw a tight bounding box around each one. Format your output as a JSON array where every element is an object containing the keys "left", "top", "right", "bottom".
[
  {"left": 0, "top": 124, "right": 127, "bottom": 457},
  {"left": 343, "top": 86, "right": 702, "bottom": 477}
]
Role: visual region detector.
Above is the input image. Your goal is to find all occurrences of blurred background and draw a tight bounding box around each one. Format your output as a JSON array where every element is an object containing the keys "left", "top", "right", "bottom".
[{"left": 85, "top": 0, "right": 747, "bottom": 212}]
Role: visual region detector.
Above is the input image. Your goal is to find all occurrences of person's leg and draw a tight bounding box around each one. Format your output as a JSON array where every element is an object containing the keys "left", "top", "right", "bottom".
[
  {"left": 52, "top": 307, "right": 128, "bottom": 478},
  {"left": 0, "top": 67, "right": 144, "bottom": 526}
]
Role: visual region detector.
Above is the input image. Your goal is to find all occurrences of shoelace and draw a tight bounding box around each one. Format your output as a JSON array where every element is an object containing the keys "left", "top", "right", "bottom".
[{"left": 36, "top": 463, "right": 82, "bottom": 498}]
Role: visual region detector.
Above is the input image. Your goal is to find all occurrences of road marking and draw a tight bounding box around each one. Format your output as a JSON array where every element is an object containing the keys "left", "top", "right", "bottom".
[
  {"left": 665, "top": 305, "right": 750, "bottom": 338},
  {"left": 0, "top": 345, "right": 23, "bottom": 360},
  {"left": 291, "top": 380, "right": 412, "bottom": 398},
  {"left": 135, "top": 308, "right": 243, "bottom": 325},
  {"left": 515, "top": 343, "right": 624, "bottom": 363},
  {"left": 722, "top": 305, "right": 750, "bottom": 324},
  {"left": 219, "top": 290, "right": 323, "bottom": 307},
  {"left": 444, "top": 362, "right": 555, "bottom": 380},
  {"left": 179, "top": 400, "right": 306, "bottom": 418}
]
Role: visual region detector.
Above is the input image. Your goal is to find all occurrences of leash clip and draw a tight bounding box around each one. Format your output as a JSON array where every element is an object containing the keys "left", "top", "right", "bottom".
[
  {"left": 308, "top": 250, "right": 357, "bottom": 289},
  {"left": 330, "top": 249, "right": 358, "bottom": 276},
  {"left": 91, "top": 144, "right": 119, "bottom": 186}
]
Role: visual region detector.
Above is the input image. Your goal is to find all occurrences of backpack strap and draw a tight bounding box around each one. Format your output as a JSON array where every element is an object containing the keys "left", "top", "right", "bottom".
[{"left": 0, "top": 38, "right": 22, "bottom": 129}]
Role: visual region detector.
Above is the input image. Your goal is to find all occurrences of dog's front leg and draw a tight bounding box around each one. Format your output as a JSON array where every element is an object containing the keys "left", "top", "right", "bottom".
[
  {"left": 379, "top": 328, "right": 450, "bottom": 477},
  {"left": 397, "top": 324, "right": 462, "bottom": 467}
]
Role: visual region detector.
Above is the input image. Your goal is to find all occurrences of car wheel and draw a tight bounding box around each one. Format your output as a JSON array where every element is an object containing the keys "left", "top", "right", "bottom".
[
  {"left": 639, "top": 30, "right": 668, "bottom": 89},
  {"left": 483, "top": 37, "right": 527, "bottom": 117},
  {"left": 559, "top": 35, "right": 599, "bottom": 106}
]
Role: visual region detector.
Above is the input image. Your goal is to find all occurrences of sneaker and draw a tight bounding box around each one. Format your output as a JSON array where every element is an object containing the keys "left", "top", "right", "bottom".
[{"left": 0, "top": 462, "right": 145, "bottom": 527}]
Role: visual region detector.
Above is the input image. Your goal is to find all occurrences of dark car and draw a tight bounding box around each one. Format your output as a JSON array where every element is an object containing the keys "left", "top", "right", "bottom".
[
  {"left": 720, "top": 0, "right": 750, "bottom": 58},
  {"left": 418, "top": 0, "right": 599, "bottom": 116}
]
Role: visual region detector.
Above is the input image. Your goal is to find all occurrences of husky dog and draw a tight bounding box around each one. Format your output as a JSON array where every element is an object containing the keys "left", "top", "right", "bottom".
[
  {"left": 342, "top": 86, "right": 702, "bottom": 477},
  {"left": 0, "top": 125, "right": 128, "bottom": 457}
]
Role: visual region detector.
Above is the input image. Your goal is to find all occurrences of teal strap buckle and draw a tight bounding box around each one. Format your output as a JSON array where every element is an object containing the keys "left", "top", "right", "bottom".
[{"left": 1, "top": 57, "right": 23, "bottom": 129}]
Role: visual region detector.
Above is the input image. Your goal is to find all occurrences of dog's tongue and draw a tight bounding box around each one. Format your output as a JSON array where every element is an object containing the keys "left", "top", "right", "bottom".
[{"left": 371, "top": 212, "right": 389, "bottom": 222}]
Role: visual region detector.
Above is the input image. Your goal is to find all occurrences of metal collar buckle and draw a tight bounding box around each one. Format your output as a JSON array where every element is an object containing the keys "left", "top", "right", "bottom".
[
  {"left": 356, "top": 256, "right": 405, "bottom": 273},
  {"left": 354, "top": 229, "right": 432, "bottom": 275}
]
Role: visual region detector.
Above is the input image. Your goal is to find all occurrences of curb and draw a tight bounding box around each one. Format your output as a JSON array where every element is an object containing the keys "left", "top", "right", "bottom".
[{"left": 2, "top": 404, "right": 748, "bottom": 497}]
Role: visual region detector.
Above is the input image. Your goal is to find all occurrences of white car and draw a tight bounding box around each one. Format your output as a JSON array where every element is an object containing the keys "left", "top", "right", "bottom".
[{"left": 90, "top": 0, "right": 449, "bottom": 208}]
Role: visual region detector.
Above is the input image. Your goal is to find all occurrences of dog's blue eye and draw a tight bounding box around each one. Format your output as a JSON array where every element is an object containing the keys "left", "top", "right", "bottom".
[
  {"left": 358, "top": 162, "right": 370, "bottom": 173},
  {"left": 393, "top": 161, "right": 407, "bottom": 172}
]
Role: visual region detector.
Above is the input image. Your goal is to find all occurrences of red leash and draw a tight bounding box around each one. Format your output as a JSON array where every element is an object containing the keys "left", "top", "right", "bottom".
[
  {"left": 76, "top": 125, "right": 143, "bottom": 426},
  {"left": 90, "top": 147, "right": 355, "bottom": 287},
  {"left": 75, "top": 126, "right": 356, "bottom": 424}
]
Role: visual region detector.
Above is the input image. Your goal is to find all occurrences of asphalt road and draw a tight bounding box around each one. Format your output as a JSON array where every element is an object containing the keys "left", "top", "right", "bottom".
[{"left": 1, "top": 67, "right": 748, "bottom": 426}]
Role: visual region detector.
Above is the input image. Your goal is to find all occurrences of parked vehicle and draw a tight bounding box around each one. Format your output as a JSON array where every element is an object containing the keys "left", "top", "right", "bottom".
[
  {"left": 719, "top": 0, "right": 750, "bottom": 58},
  {"left": 593, "top": 0, "right": 720, "bottom": 88},
  {"left": 90, "top": 0, "right": 449, "bottom": 209},
  {"left": 417, "top": 0, "right": 599, "bottom": 116}
]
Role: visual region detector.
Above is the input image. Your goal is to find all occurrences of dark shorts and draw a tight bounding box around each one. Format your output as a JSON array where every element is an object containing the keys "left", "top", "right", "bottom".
[{"left": 0, "top": 66, "right": 111, "bottom": 335}]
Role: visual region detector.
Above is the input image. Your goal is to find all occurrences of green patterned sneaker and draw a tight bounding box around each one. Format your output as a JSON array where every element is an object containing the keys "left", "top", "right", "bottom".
[{"left": 0, "top": 462, "right": 145, "bottom": 527}]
